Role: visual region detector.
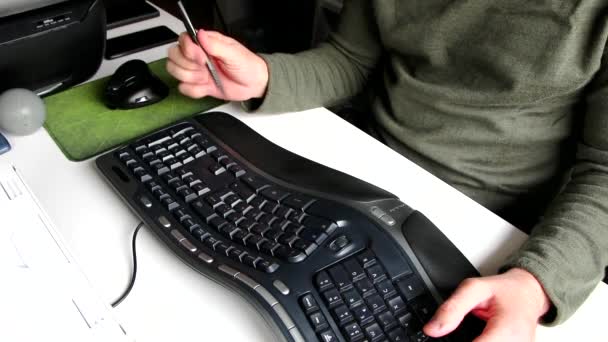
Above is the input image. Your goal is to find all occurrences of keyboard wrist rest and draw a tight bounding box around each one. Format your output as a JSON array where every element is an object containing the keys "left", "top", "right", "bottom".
[
  {"left": 401, "top": 211, "right": 486, "bottom": 341},
  {"left": 196, "top": 112, "right": 397, "bottom": 203}
]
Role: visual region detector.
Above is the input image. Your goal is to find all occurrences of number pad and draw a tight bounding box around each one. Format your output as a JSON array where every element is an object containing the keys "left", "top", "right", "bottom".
[{"left": 307, "top": 250, "right": 433, "bottom": 342}]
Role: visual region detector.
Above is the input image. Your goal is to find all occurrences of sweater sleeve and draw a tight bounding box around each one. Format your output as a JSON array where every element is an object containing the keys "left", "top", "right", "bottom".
[
  {"left": 243, "top": 0, "right": 381, "bottom": 113},
  {"left": 502, "top": 53, "right": 608, "bottom": 325}
]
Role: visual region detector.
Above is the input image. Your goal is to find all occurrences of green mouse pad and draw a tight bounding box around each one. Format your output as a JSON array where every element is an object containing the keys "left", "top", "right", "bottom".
[{"left": 44, "top": 59, "right": 224, "bottom": 161}]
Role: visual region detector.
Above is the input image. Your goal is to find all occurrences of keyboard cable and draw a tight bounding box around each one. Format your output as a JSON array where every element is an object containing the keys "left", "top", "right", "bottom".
[{"left": 112, "top": 221, "right": 145, "bottom": 308}]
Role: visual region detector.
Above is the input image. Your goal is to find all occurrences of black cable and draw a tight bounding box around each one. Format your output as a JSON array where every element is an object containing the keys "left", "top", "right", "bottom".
[{"left": 112, "top": 221, "right": 145, "bottom": 308}]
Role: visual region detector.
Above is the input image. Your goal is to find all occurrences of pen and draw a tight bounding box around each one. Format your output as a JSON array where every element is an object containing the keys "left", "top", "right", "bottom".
[{"left": 176, "top": 1, "right": 225, "bottom": 96}]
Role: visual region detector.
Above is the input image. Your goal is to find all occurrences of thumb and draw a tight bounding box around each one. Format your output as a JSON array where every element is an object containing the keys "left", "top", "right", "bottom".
[
  {"left": 197, "top": 29, "right": 238, "bottom": 62},
  {"left": 424, "top": 279, "right": 492, "bottom": 337}
]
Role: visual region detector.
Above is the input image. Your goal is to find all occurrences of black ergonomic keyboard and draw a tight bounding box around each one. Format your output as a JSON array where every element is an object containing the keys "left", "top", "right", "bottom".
[{"left": 96, "top": 112, "right": 484, "bottom": 342}]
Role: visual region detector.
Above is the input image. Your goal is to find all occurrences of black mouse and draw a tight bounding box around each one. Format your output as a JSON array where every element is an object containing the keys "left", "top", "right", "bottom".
[{"left": 103, "top": 59, "right": 169, "bottom": 110}]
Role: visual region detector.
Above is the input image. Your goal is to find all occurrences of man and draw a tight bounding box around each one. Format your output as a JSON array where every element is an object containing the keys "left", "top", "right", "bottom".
[{"left": 166, "top": 1, "right": 608, "bottom": 340}]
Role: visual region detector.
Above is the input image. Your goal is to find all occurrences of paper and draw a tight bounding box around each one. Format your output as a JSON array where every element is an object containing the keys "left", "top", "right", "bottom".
[{"left": 0, "top": 162, "right": 130, "bottom": 342}]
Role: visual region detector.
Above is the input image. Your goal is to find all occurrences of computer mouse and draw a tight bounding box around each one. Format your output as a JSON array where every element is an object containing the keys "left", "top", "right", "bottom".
[{"left": 103, "top": 59, "right": 169, "bottom": 110}]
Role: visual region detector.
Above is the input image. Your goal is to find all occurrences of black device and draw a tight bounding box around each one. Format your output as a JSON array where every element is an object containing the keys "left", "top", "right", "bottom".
[
  {"left": 103, "top": 59, "right": 169, "bottom": 110},
  {"left": 105, "top": 25, "right": 178, "bottom": 60},
  {"left": 103, "top": 0, "right": 159, "bottom": 29},
  {"left": 0, "top": 0, "right": 106, "bottom": 96},
  {"left": 96, "top": 112, "right": 485, "bottom": 342}
]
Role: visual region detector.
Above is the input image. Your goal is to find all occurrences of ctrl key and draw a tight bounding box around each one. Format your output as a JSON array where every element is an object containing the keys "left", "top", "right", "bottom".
[{"left": 318, "top": 330, "right": 338, "bottom": 342}]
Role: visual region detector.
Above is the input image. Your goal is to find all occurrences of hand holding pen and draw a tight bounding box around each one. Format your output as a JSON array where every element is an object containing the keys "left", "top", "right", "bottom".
[{"left": 167, "top": 3, "right": 269, "bottom": 101}]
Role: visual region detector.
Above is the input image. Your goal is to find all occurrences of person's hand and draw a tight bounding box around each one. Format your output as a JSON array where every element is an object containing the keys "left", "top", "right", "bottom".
[
  {"left": 423, "top": 268, "right": 551, "bottom": 342},
  {"left": 167, "top": 29, "right": 269, "bottom": 101}
]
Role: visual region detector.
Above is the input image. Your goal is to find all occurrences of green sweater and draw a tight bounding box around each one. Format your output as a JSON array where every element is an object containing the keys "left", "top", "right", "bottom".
[{"left": 249, "top": 0, "right": 608, "bottom": 325}]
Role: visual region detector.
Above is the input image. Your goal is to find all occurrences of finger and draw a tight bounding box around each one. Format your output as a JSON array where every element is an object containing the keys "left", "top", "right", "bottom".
[
  {"left": 197, "top": 29, "right": 238, "bottom": 61},
  {"left": 473, "top": 314, "right": 535, "bottom": 342},
  {"left": 178, "top": 32, "right": 207, "bottom": 66},
  {"left": 168, "top": 45, "right": 201, "bottom": 71},
  {"left": 166, "top": 60, "right": 209, "bottom": 84},
  {"left": 178, "top": 82, "right": 221, "bottom": 99},
  {"left": 424, "top": 279, "right": 493, "bottom": 337}
]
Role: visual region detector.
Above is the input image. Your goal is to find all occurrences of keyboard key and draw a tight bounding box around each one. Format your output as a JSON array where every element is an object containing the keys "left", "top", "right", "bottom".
[
  {"left": 309, "top": 311, "right": 329, "bottom": 332},
  {"left": 328, "top": 265, "right": 352, "bottom": 291},
  {"left": 299, "top": 227, "right": 328, "bottom": 245},
  {"left": 376, "top": 279, "right": 397, "bottom": 299},
  {"left": 396, "top": 276, "right": 426, "bottom": 301},
  {"left": 241, "top": 175, "right": 269, "bottom": 192},
  {"left": 322, "top": 288, "right": 343, "bottom": 308},
  {"left": 274, "top": 205, "right": 292, "bottom": 218},
  {"left": 287, "top": 210, "right": 307, "bottom": 223},
  {"left": 284, "top": 222, "right": 304, "bottom": 235},
  {"left": 228, "top": 164, "right": 246, "bottom": 177},
  {"left": 358, "top": 251, "right": 377, "bottom": 268},
  {"left": 191, "top": 200, "right": 217, "bottom": 222},
  {"left": 232, "top": 201, "right": 248, "bottom": 213},
  {"left": 292, "top": 238, "right": 317, "bottom": 255},
  {"left": 229, "top": 182, "right": 256, "bottom": 202},
  {"left": 387, "top": 296, "right": 407, "bottom": 315},
  {"left": 409, "top": 295, "right": 438, "bottom": 322},
  {"left": 388, "top": 328, "right": 408, "bottom": 342},
  {"left": 365, "top": 293, "right": 387, "bottom": 314},
  {"left": 342, "top": 289, "right": 363, "bottom": 308},
  {"left": 225, "top": 211, "right": 240, "bottom": 223},
  {"left": 364, "top": 322, "right": 384, "bottom": 341},
  {"left": 274, "top": 246, "right": 306, "bottom": 263},
  {"left": 210, "top": 150, "right": 227, "bottom": 161},
  {"left": 256, "top": 259, "right": 279, "bottom": 273},
  {"left": 191, "top": 227, "right": 210, "bottom": 241},
  {"left": 232, "top": 229, "right": 249, "bottom": 244},
  {"left": 260, "top": 186, "right": 290, "bottom": 202},
  {"left": 315, "top": 271, "right": 333, "bottom": 290},
  {"left": 259, "top": 240, "right": 278, "bottom": 255},
  {"left": 178, "top": 188, "right": 197, "bottom": 202},
  {"left": 249, "top": 196, "right": 266, "bottom": 209},
  {"left": 378, "top": 310, "right": 398, "bottom": 331},
  {"left": 215, "top": 242, "right": 231, "bottom": 255},
  {"left": 219, "top": 224, "right": 239, "bottom": 238},
  {"left": 355, "top": 278, "right": 375, "bottom": 296},
  {"left": 203, "top": 235, "right": 219, "bottom": 248},
  {"left": 241, "top": 254, "right": 258, "bottom": 268},
  {"left": 343, "top": 259, "right": 366, "bottom": 282},
  {"left": 396, "top": 312, "right": 416, "bottom": 330},
  {"left": 332, "top": 305, "right": 354, "bottom": 325},
  {"left": 352, "top": 304, "right": 374, "bottom": 326},
  {"left": 244, "top": 234, "right": 264, "bottom": 249},
  {"left": 318, "top": 330, "right": 338, "bottom": 342},
  {"left": 302, "top": 215, "right": 337, "bottom": 234},
  {"left": 237, "top": 217, "right": 256, "bottom": 230},
  {"left": 411, "top": 330, "right": 430, "bottom": 342},
  {"left": 192, "top": 183, "right": 211, "bottom": 196},
  {"left": 283, "top": 195, "right": 315, "bottom": 211},
  {"left": 161, "top": 197, "right": 180, "bottom": 211},
  {"left": 228, "top": 247, "right": 245, "bottom": 261},
  {"left": 343, "top": 322, "right": 364, "bottom": 341},
  {"left": 264, "top": 228, "right": 283, "bottom": 242},
  {"left": 366, "top": 264, "right": 387, "bottom": 283},
  {"left": 250, "top": 223, "right": 270, "bottom": 236},
  {"left": 261, "top": 201, "right": 280, "bottom": 214},
  {"left": 206, "top": 194, "right": 222, "bottom": 208},
  {"left": 300, "top": 294, "right": 319, "bottom": 313}
]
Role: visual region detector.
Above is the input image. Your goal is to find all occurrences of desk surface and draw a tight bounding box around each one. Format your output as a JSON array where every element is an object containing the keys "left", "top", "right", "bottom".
[{"left": 1, "top": 4, "right": 606, "bottom": 342}]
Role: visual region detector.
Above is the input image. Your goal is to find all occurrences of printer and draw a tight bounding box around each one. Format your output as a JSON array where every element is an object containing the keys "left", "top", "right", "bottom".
[{"left": 0, "top": 0, "right": 106, "bottom": 96}]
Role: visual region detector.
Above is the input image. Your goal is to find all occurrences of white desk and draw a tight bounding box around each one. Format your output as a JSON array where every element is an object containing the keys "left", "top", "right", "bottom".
[{"left": 1, "top": 4, "right": 606, "bottom": 342}]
